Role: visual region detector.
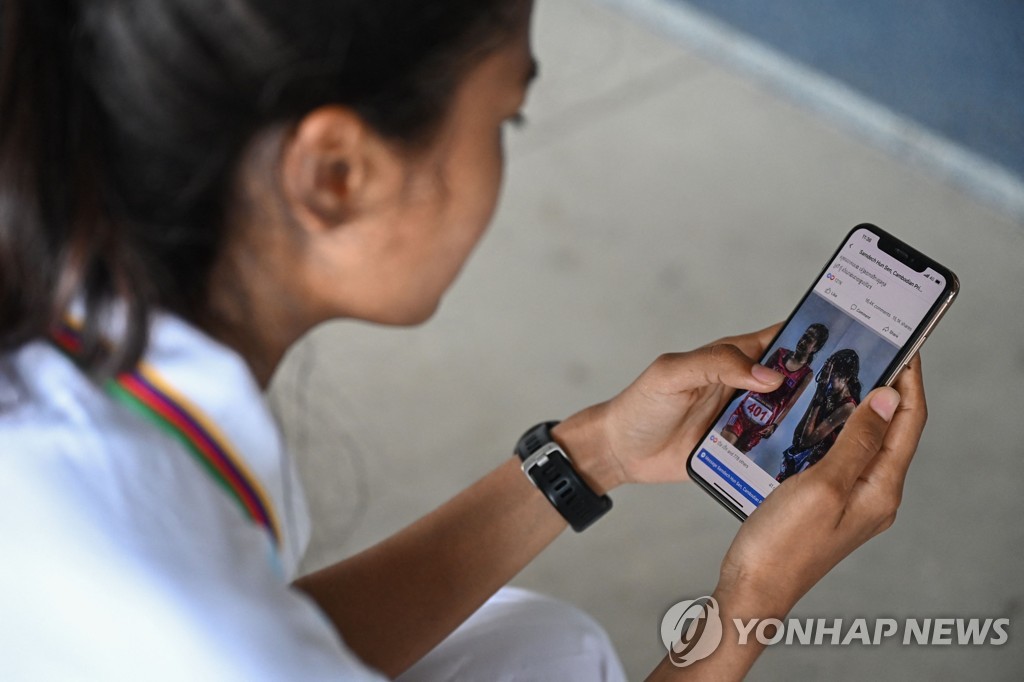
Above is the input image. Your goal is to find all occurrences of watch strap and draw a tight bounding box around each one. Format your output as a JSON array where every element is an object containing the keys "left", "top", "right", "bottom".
[{"left": 516, "top": 422, "right": 612, "bottom": 532}]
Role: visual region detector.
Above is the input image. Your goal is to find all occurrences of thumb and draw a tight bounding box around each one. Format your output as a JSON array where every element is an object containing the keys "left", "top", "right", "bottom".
[{"left": 812, "top": 387, "right": 901, "bottom": 491}]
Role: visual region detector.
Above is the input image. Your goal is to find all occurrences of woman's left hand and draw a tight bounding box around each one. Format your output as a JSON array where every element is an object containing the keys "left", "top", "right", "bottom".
[{"left": 553, "top": 324, "right": 783, "bottom": 494}]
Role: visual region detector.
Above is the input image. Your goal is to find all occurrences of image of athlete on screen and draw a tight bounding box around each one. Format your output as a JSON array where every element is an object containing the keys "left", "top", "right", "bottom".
[
  {"left": 721, "top": 323, "right": 830, "bottom": 454},
  {"left": 776, "top": 348, "right": 862, "bottom": 483}
]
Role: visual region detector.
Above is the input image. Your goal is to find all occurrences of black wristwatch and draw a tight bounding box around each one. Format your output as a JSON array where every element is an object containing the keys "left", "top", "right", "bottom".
[{"left": 515, "top": 421, "right": 612, "bottom": 532}]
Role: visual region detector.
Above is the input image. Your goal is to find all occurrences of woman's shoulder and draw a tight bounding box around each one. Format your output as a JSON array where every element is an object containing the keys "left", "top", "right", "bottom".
[
  {"left": 0, "top": 341, "right": 114, "bottom": 452},
  {"left": 0, "top": 339, "right": 182, "bottom": 466},
  {"left": 0, "top": 340, "right": 223, "bottom": 523},
  {"left": 0, "top": 338, "right": 377, "bottom": 680},
  {"left": 0, "top": 332, "right": 301, "bottom": 566}
]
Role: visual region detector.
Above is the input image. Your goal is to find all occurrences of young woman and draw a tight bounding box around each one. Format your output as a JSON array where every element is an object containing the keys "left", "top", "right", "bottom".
[
  {"left": 777, "top": 349, "right": 863, "bottom": 483},
  {"left": 721, "top": 323, "right": 829, "bottom": 454},
  {"left": 0, "top": 1, "right": 926, "bottom": 680}
]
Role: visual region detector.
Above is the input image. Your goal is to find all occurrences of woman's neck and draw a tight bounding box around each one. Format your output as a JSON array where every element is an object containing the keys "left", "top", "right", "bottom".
[
  {"left": 200, "top": 136, "right": 325, "bottom": 389},
  {"left": 201, "top": 283, "right": 307, "bottom": 389}
]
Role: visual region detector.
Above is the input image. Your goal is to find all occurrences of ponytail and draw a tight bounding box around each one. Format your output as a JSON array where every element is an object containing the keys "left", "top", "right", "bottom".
[{"left": 0, "top": 0, "right": 150, "bottom": 373}]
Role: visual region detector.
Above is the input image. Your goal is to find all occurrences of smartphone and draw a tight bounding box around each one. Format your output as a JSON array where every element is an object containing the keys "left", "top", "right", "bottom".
[{"left": 686, "top": 223, "right": 959, "bottom": 520}]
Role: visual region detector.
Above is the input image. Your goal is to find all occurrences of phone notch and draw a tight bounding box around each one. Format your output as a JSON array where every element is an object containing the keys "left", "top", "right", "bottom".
[{"left": 877, "top": 232, "right": 926, "bottom": 272}]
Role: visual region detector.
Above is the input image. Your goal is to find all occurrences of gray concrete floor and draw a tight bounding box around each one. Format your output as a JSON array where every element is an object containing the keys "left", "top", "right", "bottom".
[{"left": 269, "top": 0, "right": 1024, "bottom": 679}]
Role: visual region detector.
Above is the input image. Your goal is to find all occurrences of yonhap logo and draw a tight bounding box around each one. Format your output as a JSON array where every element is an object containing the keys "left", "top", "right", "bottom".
[
  {"left": 660, "top": 597, "right": 723, "bottom": 667},
  {"left": 658, "top": 599, "right": 1010, "bottom": 664}
]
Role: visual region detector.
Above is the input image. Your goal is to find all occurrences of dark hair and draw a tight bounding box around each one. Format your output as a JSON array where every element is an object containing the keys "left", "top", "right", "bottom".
[
  {"left": 818, "top": 348, "right": 862, "bottom": 405},
  {"left": 801, "top": 322, "right": 830, "bottom": 364},
  {"left": 0, "top": 0, "right": 524, "bottom": 373}
]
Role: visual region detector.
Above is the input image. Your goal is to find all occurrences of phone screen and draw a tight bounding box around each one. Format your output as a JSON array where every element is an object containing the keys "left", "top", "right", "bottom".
[{"left": 687, "top": 225, "right": 956, "bottom": 518}]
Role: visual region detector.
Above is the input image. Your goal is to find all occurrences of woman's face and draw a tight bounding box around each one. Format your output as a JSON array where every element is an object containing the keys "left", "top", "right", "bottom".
[
  {"left": 296, "top": 7, "right": 538, "bottom": 326},
  {"left": 796, "top": 330, "right": 820, "bottom": 356},
  {"left": 387, "top": 25, "right": 537, "bottom": 322}
]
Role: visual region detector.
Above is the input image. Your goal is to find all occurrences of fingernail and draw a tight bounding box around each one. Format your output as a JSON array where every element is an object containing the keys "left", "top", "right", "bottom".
[
  {"left": 751, "top": 364, "right": 783, "bottom": 385},
  {"left": 870, "top": 388, "right": 901, "bottom": 422}
]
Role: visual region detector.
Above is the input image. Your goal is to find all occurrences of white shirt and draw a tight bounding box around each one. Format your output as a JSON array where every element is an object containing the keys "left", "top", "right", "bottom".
[{"left": 0, "top": 314, "right": 384, "bottom": 681}]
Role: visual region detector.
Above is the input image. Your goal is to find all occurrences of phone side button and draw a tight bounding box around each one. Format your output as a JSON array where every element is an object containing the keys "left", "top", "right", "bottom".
[{"left": 906, "top": 335, "right": 927, "bottom": 368}]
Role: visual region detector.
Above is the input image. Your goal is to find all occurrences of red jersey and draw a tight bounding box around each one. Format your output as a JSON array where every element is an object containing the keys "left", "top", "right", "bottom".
[{"left": 737, "top": 348, "right": 813, "bottom": 428}]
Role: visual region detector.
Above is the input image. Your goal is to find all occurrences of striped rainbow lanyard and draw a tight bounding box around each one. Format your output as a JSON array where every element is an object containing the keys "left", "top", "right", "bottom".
[{"left": 51, "top": 321, "right": 282, "bottom": 548}]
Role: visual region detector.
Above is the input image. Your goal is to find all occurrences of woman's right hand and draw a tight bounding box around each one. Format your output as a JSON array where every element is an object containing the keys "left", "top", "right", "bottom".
[
  {"left": 650, "top": 357, "right": 928, "bottom": 680},
  {"left": 718, "top": 354, "right": 927, "bottom": 618}
]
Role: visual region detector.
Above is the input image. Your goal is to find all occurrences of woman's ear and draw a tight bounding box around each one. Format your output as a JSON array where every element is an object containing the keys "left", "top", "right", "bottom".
[{"left": 279, "top": 106, "right": 378, "bottom": 233}]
